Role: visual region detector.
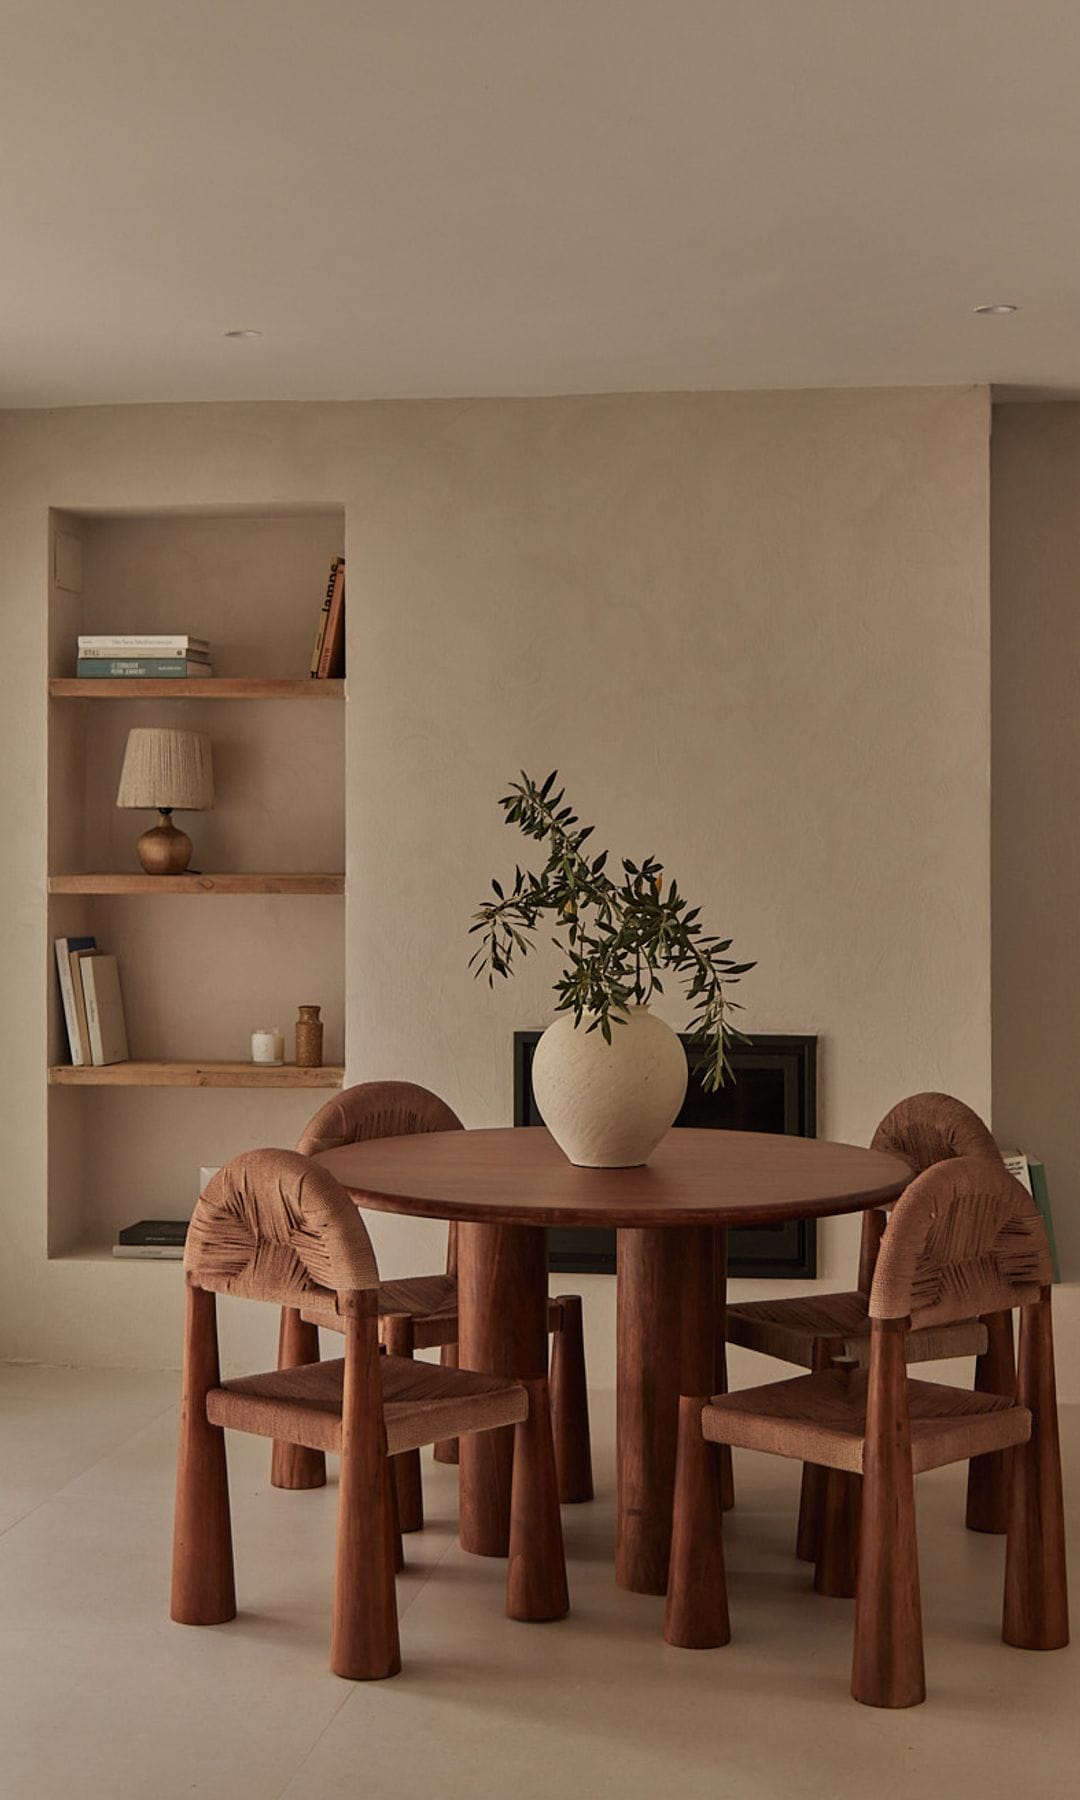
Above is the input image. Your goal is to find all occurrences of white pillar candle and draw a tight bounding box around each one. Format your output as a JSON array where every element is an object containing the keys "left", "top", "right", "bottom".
[{"left": 251, "top": 1027, "right": 285, "bottom": 1066}]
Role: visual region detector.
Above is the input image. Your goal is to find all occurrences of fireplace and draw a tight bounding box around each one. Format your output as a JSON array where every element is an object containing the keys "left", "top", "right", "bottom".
[{"left": 513, "top": 1032, "right": 818, "bottom": 1278}]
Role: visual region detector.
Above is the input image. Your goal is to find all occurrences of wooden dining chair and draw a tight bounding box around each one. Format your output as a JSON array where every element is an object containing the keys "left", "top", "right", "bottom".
[
  {"left": 725, "top": 1093, "right": 1013, "bottom": 1562},
  {"left": 270, "top": 1081, "right": 593, "bottom": 1532},
  {"left": 665, "top": 1154, "right": 1068, "bottom": 1706},
  {"left": 171, "top": 1149, "right": 569, "bottom": 1680}
]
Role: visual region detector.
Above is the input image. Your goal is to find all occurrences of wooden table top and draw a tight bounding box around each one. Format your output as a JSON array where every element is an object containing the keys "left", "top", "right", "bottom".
[{"left": 314, "top": 1127, "right": 911, "bottom": 1229}]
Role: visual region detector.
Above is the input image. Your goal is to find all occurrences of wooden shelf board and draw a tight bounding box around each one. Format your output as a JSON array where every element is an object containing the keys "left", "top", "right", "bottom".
[
  {"left": 48, "top": 872, "right": 345, "bottom": 896},
  {"left": 49, "top": 1060, "right": 345, "bottom": 1089},
  {"left": 49, "top": 677, "right": 345, "bottom": 700}
]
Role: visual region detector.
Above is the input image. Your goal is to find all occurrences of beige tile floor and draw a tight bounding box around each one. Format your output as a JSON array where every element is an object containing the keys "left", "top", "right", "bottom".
[{"left": 0, "top": 1364, "right": 1076, "bottom": 1800}]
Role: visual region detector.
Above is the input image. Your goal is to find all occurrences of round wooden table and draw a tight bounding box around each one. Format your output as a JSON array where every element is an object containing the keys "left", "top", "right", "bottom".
[{"left": 314, "top": 1125, "right": 911, "bottom": 1595}]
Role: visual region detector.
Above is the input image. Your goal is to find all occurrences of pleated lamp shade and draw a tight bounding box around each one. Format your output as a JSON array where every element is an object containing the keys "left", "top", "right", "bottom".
[{"left": 116, "top": 729, "right": 214, "bottom": 812}]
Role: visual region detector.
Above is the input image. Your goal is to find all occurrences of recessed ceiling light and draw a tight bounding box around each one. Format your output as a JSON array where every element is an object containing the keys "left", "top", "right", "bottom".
[
  {"left": 973, "top": 303, "right": 1018, "bottom": 315},
  {"left": 223, "top": 328, "right": 263, "bottom": 338}
]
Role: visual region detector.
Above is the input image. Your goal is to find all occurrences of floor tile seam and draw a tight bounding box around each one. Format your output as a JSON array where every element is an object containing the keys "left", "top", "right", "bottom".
[
  {"left": 265, "top": 1673, "right": 367, "bottom": 1800},
  {"left": 0, "top": 1399, "right": 179, "bottom": 1542}
]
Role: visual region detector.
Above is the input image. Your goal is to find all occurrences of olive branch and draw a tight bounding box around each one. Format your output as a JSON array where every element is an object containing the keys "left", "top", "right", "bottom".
[{"left": 469, "top": 771, "right": 754, "bottom": 1091}]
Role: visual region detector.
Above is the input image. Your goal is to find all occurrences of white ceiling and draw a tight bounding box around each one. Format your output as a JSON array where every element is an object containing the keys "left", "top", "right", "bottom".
[{"left": 4, "top": 1, "right": 1080, "bottom": 408}]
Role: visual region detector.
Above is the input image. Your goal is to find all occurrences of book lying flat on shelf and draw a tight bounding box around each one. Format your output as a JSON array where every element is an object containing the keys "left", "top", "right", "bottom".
[
  {"left": 78, "top": 635, "right": 210, "bottom": 653},
  {"left": 112, "top": 1244, "right": 185, "bottom": 1260},
  {"left": 55, "top": 934, "right": 96, "bottom": 1063},
  {"left": 77, "top": 659, "right": 213, "bottom": 678},
  {"left": 1000, "top": 1147, "right": 1061, "bottom": 1282},
  {"left": 80, "top": 954, "right": 129, "bottom": 1065},
  {"left": 118, "top": 1219, "right": 188, "bottom": 1245},
  {"left": 78, "top": 647, "right": 211, "bottom": 661},
  {"left": 113, "top": 1218, "right": 188, "bottom": 1260}
]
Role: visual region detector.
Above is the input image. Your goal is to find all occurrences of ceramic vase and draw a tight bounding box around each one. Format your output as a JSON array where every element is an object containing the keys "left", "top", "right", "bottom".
[{"left": 531, "top": 1004, "right": 688, "bottom": 1168}]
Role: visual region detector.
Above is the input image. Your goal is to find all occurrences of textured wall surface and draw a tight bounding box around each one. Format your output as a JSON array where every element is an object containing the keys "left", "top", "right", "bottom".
[
  {"left": 992, "top": 404, "right": 1080, "bottom": 1278},
  {"left": 0, "top": 387, "right": 993, "bottom": 1381}
]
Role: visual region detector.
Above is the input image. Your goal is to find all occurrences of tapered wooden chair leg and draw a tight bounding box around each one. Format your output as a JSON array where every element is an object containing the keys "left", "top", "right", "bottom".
[
  {"left": 1003, "top": 1290, "right": 1069, "bottom": 1651},
  {"left": 507, "top": 1377, "right": 569, "bottom": 1622},
  {"left": 171, "top": 1286, "right": 236, "bottom": 1626},
  {"left": 852, "top": 1322, "right": 924, "bottom": 1708},
  {"left": 382, "top": 1314, "right": 424, "bottom": 1533},
  {"left": 815, "top": 1470, "right": 862, "bottom": 1598},
  {"left": 714, "top": 1239, "right": 734, "bottom": 1511},
  {"left": 966, "top": 1309, "right": 1016, "bottom": 1534},
  {"left": 270, "top": 1307, "right": 326, "bottom": 1490},
  {"left": 796, "top": 1463, "right": 826, "bottom": 1562},
  {"left": 796, "top": 1340, "right": 842, "bottom": 1559},
  {"left": 433, "top": 1339, "right": 460, "bottom": 1463},
  {"left": 331, "top": 1301, "right": 401, "bottom": 1681},
  {"left": 664, "top": 1396, "right": 730, "bottom": 1649},
  {"left": 550, "top": 1295, "right": 594, "bottom": 1504},
  {"left": 387, "top": 1462, "right": 405, "bottom": 1573}
]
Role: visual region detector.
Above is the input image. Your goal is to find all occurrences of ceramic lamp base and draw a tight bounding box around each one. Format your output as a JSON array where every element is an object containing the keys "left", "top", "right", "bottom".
[{"left": 136, "top": 810, "right": 193, "bottom": 876}]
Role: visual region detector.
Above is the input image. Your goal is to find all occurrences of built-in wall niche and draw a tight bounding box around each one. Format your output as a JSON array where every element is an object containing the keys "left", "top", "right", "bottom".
[
  {"left": 48, "top": 506, "right": 345, "bottom": 876},
  {"left": 48, "top": 1086, "right": 335, "bottom": 1258},
  {"left": 46, "top": 504, "right": 348, "bottom": 1260}
]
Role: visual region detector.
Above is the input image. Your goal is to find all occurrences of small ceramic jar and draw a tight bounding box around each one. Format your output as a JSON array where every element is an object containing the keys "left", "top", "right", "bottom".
[{"left": 294, "top": 1005, "right": 323, "bottom": 1068}]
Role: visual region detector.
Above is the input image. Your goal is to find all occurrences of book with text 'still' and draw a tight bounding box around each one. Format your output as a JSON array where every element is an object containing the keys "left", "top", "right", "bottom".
[
  {"left": 76, "top": 659, "right": 214, "bottom": 678},
  {"left": 78, "top": 645, "right": 210, "bottom": 660}
]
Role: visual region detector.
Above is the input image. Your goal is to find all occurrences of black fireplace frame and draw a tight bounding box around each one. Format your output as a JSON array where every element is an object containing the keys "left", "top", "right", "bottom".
[{"left": 513, "top": 1031, "right": 818, "bottom": 1279}]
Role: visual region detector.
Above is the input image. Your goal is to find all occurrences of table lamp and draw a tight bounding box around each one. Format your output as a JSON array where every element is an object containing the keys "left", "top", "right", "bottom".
[{"left": 116, "top": 727, "right": 214, "bottom": 874}]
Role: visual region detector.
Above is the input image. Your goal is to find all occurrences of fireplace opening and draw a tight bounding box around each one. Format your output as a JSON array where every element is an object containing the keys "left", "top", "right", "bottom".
[{"left": 513, "top": 1032, "right": 818, "bottom": 1278}]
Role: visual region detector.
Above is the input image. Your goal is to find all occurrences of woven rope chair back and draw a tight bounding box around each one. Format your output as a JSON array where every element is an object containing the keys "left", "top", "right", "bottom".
[
  {"left": 869, "top": 1154, "right": 1053, "bottom": 1328},
  {"left": 870, "top": 1092, "right": 1000, "bottom": 1175},
  {"left": 184, "top": 1148, "right": 379, "bottom": 1310},
  {"left": 296, "top": 1080, "right": 464, "bottom": 1156}
]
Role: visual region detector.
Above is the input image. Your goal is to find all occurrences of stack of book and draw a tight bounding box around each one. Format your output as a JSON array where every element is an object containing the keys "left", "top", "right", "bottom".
[
  {"left": 1001, "top": 1147, "right": 1061, "bottom": 1282},
  {"left": 55, "top": 936, "right": 129, "bottom": 1066},
  {"left": 309, "top": 558, "right": 345, "bottom": 678},
  {"left": 112, "top": 1219, "right": 188, "bottom": 1261},
  {"left": 76, "top": 634, "right": 212, "bottom": 678}
]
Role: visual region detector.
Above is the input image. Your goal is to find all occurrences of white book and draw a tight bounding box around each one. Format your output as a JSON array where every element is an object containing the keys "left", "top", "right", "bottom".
[
  {"left": 112, "top": 1244, "right": 185, "bottom": 1260},
  {"left": 80, "top": 954, "right": 129, "bottom": 1066},
  {"left": 77, "top": 635, "right": 210, "bottom": 651},
  {"left": 1000, "top": 1147, "right": 1034, "bottom": 1194}
]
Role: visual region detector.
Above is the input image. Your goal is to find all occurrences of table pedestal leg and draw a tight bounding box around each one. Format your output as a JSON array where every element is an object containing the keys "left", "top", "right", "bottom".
[
  {"left": 457, "top": 1220, "right": 549, "bottom": 1557},
  {"left": 616, "top": 1225, "right": 720, "bottom": 1594}
]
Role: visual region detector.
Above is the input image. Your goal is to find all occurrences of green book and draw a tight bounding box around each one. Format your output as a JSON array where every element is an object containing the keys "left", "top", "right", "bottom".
[
  {"left": 1026, "top": 1159, "right": 1061, "bottom": 1283},
  {"left": 76, "top": 658, "right": 211, "bottom": 678}
]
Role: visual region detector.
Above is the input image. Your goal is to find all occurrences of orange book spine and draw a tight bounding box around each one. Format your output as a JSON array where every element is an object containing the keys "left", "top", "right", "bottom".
[
  {"left": 317, "top": 558, "right": 346, "bottom": 679},
  {"left": 310, "top": 557, "right": 341, "bottom": 677}
]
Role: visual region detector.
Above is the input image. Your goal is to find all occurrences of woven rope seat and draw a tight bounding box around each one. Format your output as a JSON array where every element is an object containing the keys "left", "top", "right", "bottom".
[
  {"left": 725, "top": 1092, "right": 1002, "bottom": 1369},
  {"left": 210, "top": 1352, "right": 528, "bottom": 1457}
]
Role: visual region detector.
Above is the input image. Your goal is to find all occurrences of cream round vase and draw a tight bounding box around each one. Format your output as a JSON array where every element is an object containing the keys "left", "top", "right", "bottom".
[{"left": 531, "top": 1005, "right": 689, "bottom": 1168}]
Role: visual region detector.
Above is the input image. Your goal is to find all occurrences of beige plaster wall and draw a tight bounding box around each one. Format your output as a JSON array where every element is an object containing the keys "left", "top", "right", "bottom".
[
  {"left": 991, "top": 403, "right": 1080, "bottom": 1279},
  {"left": 0, "top": 387, "right": 993, "bottom": 1385}
]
